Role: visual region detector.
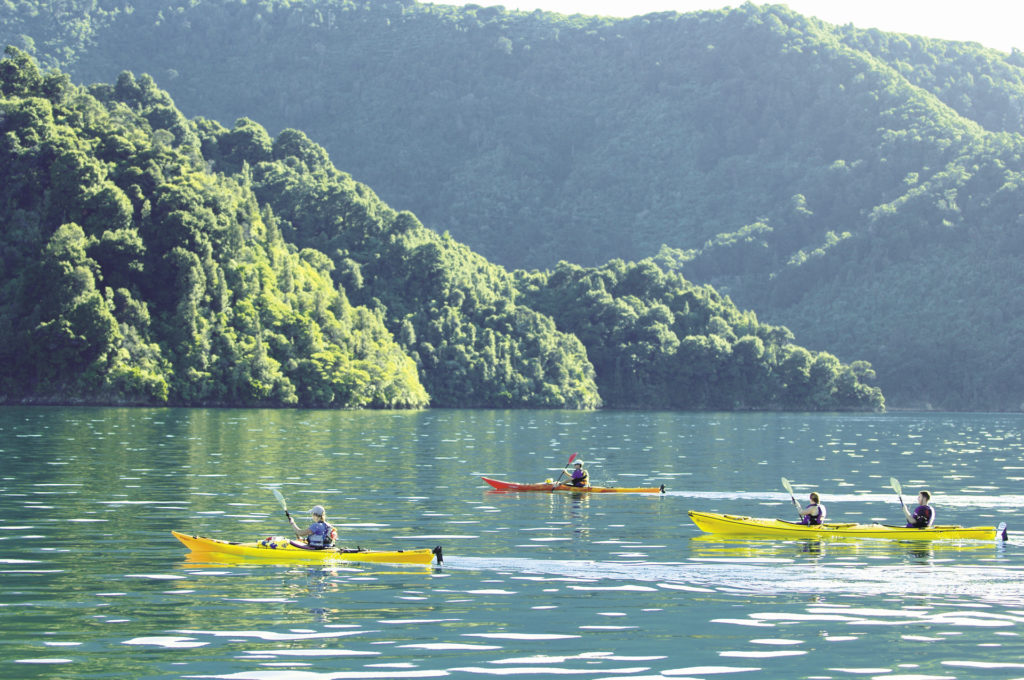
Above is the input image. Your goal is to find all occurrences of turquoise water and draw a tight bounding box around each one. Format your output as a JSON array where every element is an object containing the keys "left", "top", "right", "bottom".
[{"left": 2, "top": 407, "right": 1024, "bottom": 679}]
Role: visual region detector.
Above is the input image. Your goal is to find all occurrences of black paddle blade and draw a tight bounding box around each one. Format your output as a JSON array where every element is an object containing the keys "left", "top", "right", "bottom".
[{"left": 432, "top": 545, "right": 444, "bottom": 564}]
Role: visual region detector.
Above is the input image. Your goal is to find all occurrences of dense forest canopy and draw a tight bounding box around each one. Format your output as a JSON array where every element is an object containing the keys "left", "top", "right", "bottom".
[
  {"left": 9, "top": 0, "right": 1000, "bottom": 412},
  {"left": 10, "top": 0, "right": 1024, "bottom": 409},
  {"left": 0, "top": 46, "right": 883, "bottom": 411},
  {"left": 2, "top": 1, "right": 1017, "bottom": 411},
  {"left": 0, "top": 48, "right": 431, "bottom": 408}
]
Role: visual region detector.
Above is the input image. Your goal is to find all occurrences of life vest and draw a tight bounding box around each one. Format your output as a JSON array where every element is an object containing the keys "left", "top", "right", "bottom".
[
  {"left": 801, "top": 503, "right": 826, "bottom": 526},
  {"left": 307, "top": 521, "right": 336, "bottom": 548},
  {"left": 570, "top": 468, "right": 587, "bottom": 486},
  {"left": 907, "top": 505, "right": 933, "bottom": 529}
]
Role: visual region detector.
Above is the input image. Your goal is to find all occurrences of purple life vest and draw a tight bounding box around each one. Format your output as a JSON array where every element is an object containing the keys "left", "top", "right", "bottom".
[
  {"left": 800, "top": 503, "right": 826, "bottom": 525},
  {"left": 907, "top": 505, "right": 933, "bottom": 528},
  {"left": 307, "top": 520, "right": 334, "bottom": 548}
]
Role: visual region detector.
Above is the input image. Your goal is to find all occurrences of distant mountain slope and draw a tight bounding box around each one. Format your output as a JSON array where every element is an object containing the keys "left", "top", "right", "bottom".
[{"left": 4, "top": 1, "right": 1022, "bottom": 409}]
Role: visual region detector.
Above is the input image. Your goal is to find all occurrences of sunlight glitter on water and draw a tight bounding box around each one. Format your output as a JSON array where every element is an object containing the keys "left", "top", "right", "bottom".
[
  {"left": 7, "top": 408, "right": 1024, "bottom": 680},
  {"left": 123, "top": 636, "right": 208, "bottom": 648}
]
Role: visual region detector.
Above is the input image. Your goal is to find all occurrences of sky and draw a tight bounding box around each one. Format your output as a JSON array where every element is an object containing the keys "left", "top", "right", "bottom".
[{"left": 475, "top": 0, "right": 1024, "bottom": 54}]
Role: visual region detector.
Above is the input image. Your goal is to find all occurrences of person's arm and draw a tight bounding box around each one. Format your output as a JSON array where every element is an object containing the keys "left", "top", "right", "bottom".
[
  {"left": 290, "top": 516, "right": 310, "bottom": 539},
  {"left": 901, "top": 503, "right": 914, "bottom": 523},
  {"left": 798, "top": 505, "right": 818, "bottom": 518}
]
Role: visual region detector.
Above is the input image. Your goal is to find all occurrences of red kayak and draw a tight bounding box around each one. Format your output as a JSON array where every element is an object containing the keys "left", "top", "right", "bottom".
[{"left": 482, "top": 476, "right": 665, "bottom": 493}]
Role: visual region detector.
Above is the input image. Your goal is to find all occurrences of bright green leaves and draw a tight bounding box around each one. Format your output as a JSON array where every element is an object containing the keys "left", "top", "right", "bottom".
[
  {"left": 0, "top": 50, "right": 429, "bottom": 408},
  {"left": 0, "top": 46, "right": 43, "bottom": 97},
  {"left": 24, "top": 223, "right": 120, "bottom": 389}
]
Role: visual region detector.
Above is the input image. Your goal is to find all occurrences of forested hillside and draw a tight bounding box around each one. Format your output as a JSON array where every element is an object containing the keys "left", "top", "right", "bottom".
[
  {"left": 3, "top": 1, "right": 1018, "bottom": 410},
  {"left": 9, "top": 0, "right": 1010, "bottom": 411},
  {"left": 0, "top": 48, "right": 431, "bottom": 408},
  {"left": 516, "top": 257, "right": 882, "bottom": 410},
  {"left": 0, "top": 48, "right": 882, "bottom": 410}
]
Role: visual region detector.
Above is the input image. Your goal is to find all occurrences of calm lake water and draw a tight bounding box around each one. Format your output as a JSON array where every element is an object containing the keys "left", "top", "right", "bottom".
[{"left": 3, "top": 406, "right": 1024, "bottom": 679}]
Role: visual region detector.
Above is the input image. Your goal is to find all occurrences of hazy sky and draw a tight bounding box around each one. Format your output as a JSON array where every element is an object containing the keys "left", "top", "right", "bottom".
[{"left": 464, "top": 1, "right": 1024, "bottom": 53}]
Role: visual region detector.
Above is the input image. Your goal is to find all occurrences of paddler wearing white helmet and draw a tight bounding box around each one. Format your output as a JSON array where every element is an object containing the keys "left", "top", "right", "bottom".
[
  {"left": 289, "top": 504, "right": 338, "bottom": 549},
  {"left": 567, "top": 459, "right": 589, "bottom": 488}
]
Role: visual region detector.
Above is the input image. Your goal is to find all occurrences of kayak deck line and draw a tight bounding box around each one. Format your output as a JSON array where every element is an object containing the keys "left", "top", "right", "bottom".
[
  {"left": 482, "top": 476, "right": 665, "bottom": 493},
  {"left": 172, "top": 531, "right": 443, "bottom": 564},
  {"left": 687, "top": 510, "right": 1006, "bottom": 541}
]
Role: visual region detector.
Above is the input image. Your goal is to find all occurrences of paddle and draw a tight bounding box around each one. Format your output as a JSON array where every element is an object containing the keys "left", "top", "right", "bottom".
[
  {"left": 890, "top": 476, "right": 904, "bottom": 505},
  {"left": 890, "top": 476, "right": 911, "bottom": 521},
  {"left": 890, "top": 476, "right": 916, "bottom": 527},
  {"left": 271, "top": 488, "right": 291, "bottom": 522},
  {"left": 781, "top": 476, "right": 801, "bottom": 518},
  {"left": 552, "top": 453, "right": 577, "bottom": 488}
]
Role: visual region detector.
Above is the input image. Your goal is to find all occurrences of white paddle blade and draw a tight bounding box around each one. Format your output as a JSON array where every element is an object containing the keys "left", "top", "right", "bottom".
[
  {"left": 271, "top": 488, "right": 287, "bottom": 511},
  {"left": 889, "top": 477, "right": 902, "bottom": 495},
  {"left": 780, "top": 477, "right": 794, "bottom": 495}
]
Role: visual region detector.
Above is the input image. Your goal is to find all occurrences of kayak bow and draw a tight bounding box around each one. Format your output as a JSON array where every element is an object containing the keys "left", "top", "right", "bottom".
[
  {"left": 482, "top": 476, "right": 665, "bottom": 493},
  {"left": 687, "top": 511, "right": 1003, "bottom": 541},
  {"left": 172, "top": 531, "right": 443, "bottom": 564}
]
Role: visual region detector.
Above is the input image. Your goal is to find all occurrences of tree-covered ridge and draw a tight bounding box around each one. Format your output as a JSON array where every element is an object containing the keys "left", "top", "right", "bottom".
[
  {"left": 173, "top": 112, "right": 884, "bottom": 412},
  {"left": 3, "top": 0, "right": 1016, "bottom": 410},
  {"left": 0, "top": 47, "right": 604, "bottom": 410},
  {"left": 0, "top": 48, "right": 883, "bottom": 410},
  {"left": 0, "top": 47, "right": 429, "bottom": 407},
  {"left": 194, "top": 115, "right": 603, "bottom": 408},
  {"left": 516, "top": 258, "right": 883, "bottom": 411},
  {"left": 14, "top": 0, "right": 1020, "bottom": 268},
  {"left": 836, "top": 24, "right": 1024, "bottom": 135}
]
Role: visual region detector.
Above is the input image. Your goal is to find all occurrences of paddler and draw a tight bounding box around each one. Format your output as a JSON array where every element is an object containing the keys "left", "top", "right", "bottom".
[
  {"left": 289, "top": 504, "right": 338, "bottom": 548},
  {"left": 902, "top": 490, "right": 935, "bottom": 528},
  {"left": 794, "top": 492, "right": 826, "bottom": 525},
  {"left": 566, "top": 460, "right": 590, "bottom": 488}
]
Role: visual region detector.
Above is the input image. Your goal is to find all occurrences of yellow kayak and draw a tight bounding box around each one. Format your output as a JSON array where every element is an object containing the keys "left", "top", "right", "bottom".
[
  {"left": 687, "top": 511, "right": 1006, "bottom": 541},
  {"left": 172, "top": 531, "right": 443, "bottom": 564}
]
